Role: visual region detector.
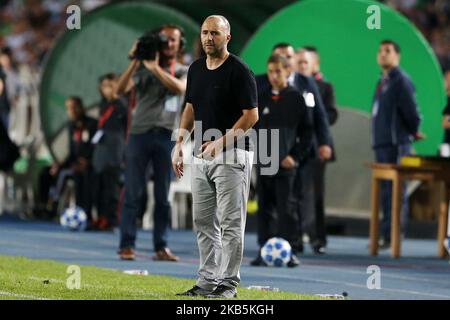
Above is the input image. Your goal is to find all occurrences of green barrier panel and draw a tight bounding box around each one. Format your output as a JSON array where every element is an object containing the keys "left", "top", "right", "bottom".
[
  {"left": 39, "top": 1, "right": 199, "bottom": 160},
  {"left": 241, "top": 0, "right": 446, "bottom": 155}
]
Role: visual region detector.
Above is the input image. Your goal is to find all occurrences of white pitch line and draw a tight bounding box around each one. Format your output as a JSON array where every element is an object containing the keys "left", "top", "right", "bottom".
[
  {"left": 0, "top": 291, "right": 51, "bottom": 300},
  {"left": 247, "top": 270, "right": 450, "bottom": 299},
  {"left": 0, "top": 240, "right": 110, "bottom": 258},
  {"left": 0, "top": 228, "right": 116, "bottom": 246},
  {"left": 28, "top": 277, "right": 163, "bottom": 298},
  {"left": 297, "top": 263, "right": 450, "bottom": 286}
]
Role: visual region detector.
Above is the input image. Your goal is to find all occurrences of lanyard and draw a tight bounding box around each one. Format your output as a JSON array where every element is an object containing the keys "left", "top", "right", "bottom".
[
  {"left": 169, "top": 60, "right": 176, "bottom": 77},
  {"left": 271, "top": 89, "right": 281, "bottom": 101},
  {"left": 98, "top": 104, "right": 118, "bottom": 129},
  {"left": 376, "top": 77, "right": 389, "bottom": 97},
  {"left": 271, "top": 94, "right": 281, "bottom": 101},
  {"left": 73, "top": 128, "right": 83, "bottom": 142}
]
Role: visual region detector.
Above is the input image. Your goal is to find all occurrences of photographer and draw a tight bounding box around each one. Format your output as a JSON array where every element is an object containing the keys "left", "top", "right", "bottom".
[{"left": 115, "top": 24, "right": 188, "bottom": 261}]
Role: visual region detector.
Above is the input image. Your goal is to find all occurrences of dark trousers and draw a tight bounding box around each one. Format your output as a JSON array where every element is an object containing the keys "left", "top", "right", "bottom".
[
  {"left": 93, "top": 166, "right": 121, "bottom": 226},
  {"left": 256, "top": 171, "right": 301, "bottom": 253},
  {"left": 119, "top": 129, "right": 174, "bottom": 251},
  {"left": 295, "top": 158, "right": 315, "bottom": 249},
  {"left": 38, "top": 166, "right": 93, "bottom": 220},
  {"left": 0, "top": 109, "right": 9, "bottom": 130},
  {"left": 294, "top": 157, "right": 328, "bottom": 249},
  {"left": 374, "top": 144, "right": 411, "bottom": 241},
  {"left": 73, "top": 169, "right": 94, "bottom": 221},
  {"left": 311, "top": 159, "right": 327, "bottom": 247},
  {"left": 38, "top": 166, "right": 54, "bottom": 205}
]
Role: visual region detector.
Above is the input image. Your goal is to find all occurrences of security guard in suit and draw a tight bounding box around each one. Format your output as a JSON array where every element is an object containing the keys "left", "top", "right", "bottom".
[
  {"left": 295, "top": 47, "right": 339, "bottom": 254},
  {"left": 372, "top": 40, "right": 422, "bottom": 247}
]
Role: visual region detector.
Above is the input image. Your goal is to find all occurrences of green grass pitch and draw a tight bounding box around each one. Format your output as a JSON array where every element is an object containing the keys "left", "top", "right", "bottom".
[{"left": 0, "top": 255, "right": 320, "bottom": 300}]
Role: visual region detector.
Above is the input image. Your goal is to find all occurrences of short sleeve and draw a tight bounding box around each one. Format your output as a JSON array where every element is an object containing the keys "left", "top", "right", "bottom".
[
  {"left": 233, "top": 63, "right": 258, "bottom": 110},
  {"left": 132, "top": 65, "right": 145, "bottom": 88},
  {"left": 176, "top": 65, "right": 189, "bottom": 79}
]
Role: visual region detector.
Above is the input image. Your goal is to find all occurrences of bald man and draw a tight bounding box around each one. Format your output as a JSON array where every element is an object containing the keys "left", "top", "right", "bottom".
[{"left": 173, "top": 15, "right": 258, "bottom": 298}]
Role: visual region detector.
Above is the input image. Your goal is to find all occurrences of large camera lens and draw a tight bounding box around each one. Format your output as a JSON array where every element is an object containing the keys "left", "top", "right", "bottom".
[{"left": 133, "top": 33, "right": 169, "bottom": 61}]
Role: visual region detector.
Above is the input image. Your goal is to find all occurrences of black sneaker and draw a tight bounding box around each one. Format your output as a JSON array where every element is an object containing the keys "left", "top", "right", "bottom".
[
  {"left": 250, "top": 254, "right": 267, "bottom": 267},
  {"left": 287, "top": 254, "right": 301, "bottom": 268},
  {"left": 205, "top": 285, "right": 237, "bottom": 299},
  {"left": 176, "top": 285, "right": 212, "bottom": 297}
]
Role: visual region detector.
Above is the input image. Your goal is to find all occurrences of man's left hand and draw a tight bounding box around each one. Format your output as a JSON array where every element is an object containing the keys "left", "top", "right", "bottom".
[{"left": 199, "top": 141, "right": 223, "bottom": 160}]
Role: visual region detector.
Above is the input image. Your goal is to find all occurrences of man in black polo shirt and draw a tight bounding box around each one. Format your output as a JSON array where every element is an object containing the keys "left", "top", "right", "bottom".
[
  {"left": 173, "top": 15, "right": 258, "bottom": 299},
  {"left": 251, "top": 54, "right": 313, "bottom": 267}
]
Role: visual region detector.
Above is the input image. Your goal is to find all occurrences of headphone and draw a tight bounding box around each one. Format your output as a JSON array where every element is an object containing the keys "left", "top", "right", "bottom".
[{"left": 157, "top": 24, "right": 187, "bottom": 52}]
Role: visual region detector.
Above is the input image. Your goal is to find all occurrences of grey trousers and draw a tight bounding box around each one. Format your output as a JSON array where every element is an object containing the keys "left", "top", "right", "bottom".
[{"left": 191, "top": 148, "right": 253, "bottom": 290}]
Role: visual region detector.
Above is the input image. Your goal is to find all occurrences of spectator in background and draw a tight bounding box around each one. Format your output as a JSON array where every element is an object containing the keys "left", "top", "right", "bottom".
[
  {"left": 385, "top": 0, "right": 450, "bottom": 71},
  {"left": 0, "top": 0, "right": 78, "bottom": 68},
  {"left": 47, "top": 97, "right": 97, "bottom": 223},
  {"left": 92, "top": 73, "right": 127, "bottom": 231},
  {"left": 0, "top": 47, "right": 21, "bottom": 110},
  {"left": 295, "top": 47, "right": 338, "bottom": 254},
  {"left": 441, "top": 70, "right": 450, "bottom": 143},
  {"left": 372, "top": 40, "right": 423, "bottom": 248},
  {"left": 0, "top": 111, "right": 19, "bottom": 173},
  {"left": 81, "top": 0, "right": 110, "bottom": 12},
  {"left": 0, "top": 64, "right": 10, "bottom": 129},
  {"left": 0, "top": 47, "right": 22, "bottom": 137},
  {"left": 115, "top": 25, "right": 188, "bottom": 262}
]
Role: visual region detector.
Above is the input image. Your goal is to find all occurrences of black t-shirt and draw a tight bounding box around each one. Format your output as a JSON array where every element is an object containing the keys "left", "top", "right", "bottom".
[
  {"left": 442, "top": 97, "right": 450, "bottom": 143},
  {"left": 98, "top": 98, "right": 128, "bottom": 133},
  {"left": 185, "top": 53, "right": 257, "bottom": 150},
  {"left": 64, "top": 116, "right": 98, "bottom": 167}
]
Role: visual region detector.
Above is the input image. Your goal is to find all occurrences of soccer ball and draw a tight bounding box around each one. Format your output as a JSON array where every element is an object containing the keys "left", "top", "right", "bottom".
[
  {"left": 261, "top": 237, "right": 292, "bottom": 267},
  {"left": 60, "top": 206, "right": 87, "bottom": 231}
]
